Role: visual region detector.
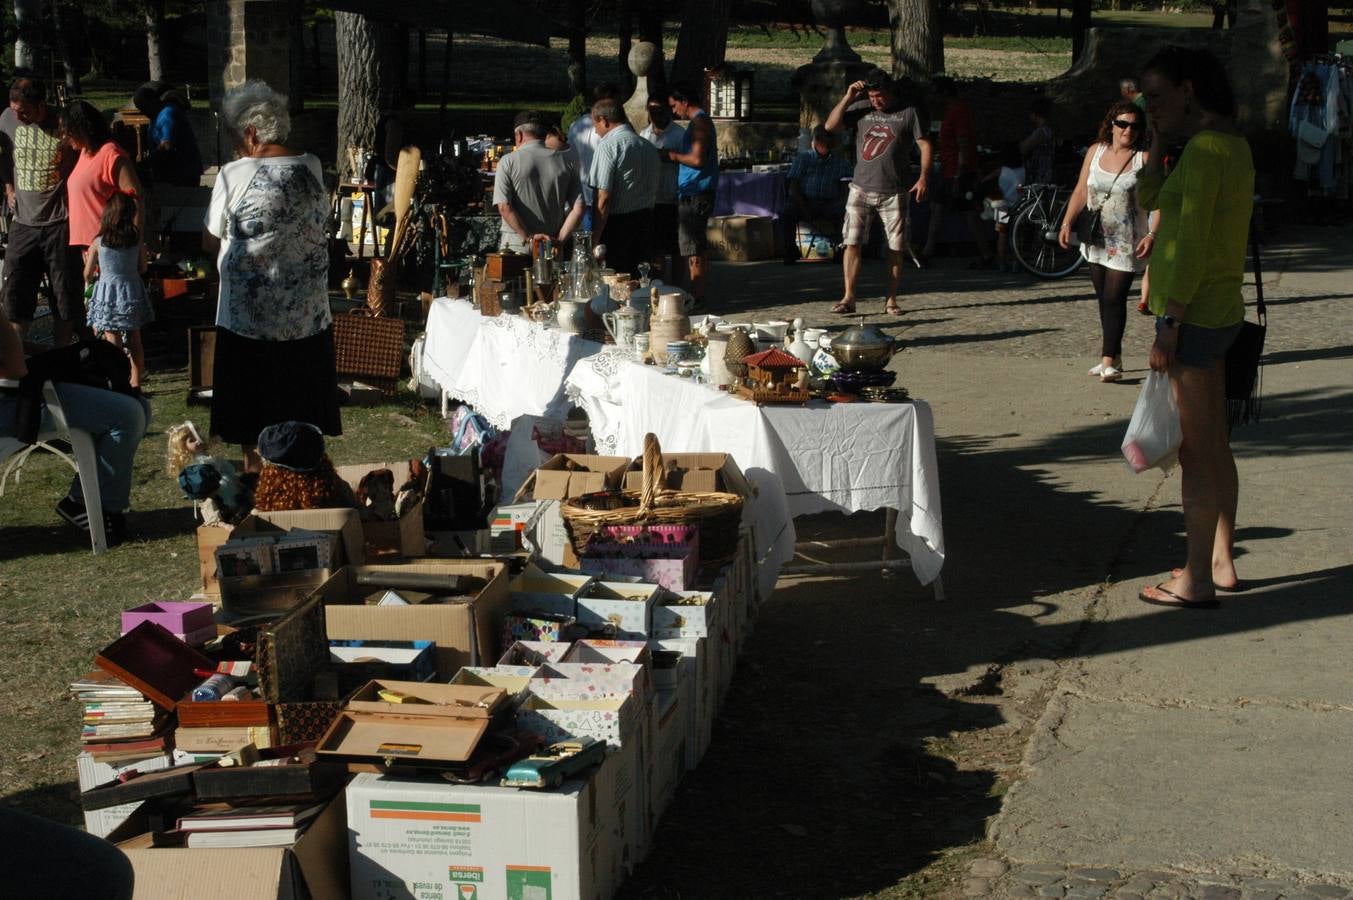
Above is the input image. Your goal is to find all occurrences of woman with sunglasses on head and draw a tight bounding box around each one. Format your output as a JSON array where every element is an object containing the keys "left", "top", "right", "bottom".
[
  {"left": 1059, "top": 101, "right": 1157, "bottom": 383},
  {"left": 1135, "top": 46, "right": 1253, "bottom": 609}
]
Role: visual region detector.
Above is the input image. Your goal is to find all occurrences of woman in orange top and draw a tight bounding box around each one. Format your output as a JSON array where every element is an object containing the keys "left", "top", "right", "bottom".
[{"left": 62, "top": 101, "right": 146, "bottom": 265}]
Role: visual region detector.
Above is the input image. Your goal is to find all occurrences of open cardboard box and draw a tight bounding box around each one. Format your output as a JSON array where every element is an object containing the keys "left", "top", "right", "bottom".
[
  {"left": 621, "top": 451, "right": 753, "bottom": 497},
  {"left": 519, "top": 454, "right": 631, "bottom": 501},
  {"left": 212, "top": 511, "right": 365, "bottom": 615},
  {"left": 119, "top": 791, "right": 349, "bottom": 900},
  {"left": 318, "top": 561, "right": 511, "bottom": 678},
  {"left": 333, "top": 460, "right": 426, "bottom": 559}
]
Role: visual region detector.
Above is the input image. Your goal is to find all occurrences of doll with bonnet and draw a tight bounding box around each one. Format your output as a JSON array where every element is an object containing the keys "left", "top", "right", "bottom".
[{"left": 167, "top": 421, "right": 250, "bottom": 524}]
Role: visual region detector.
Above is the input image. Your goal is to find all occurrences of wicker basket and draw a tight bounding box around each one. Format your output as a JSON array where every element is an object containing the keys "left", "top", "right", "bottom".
[
  {"left": 333, "top": 308, "right": 405, "bottom": 396},
  {"left": 559, "top": 434, "right": 744, "bottom": 566}
]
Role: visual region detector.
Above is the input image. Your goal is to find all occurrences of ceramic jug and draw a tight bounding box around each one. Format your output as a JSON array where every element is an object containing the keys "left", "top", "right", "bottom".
[
  {"left": 556, "top": 299, "right": 589, "bottom": 333},
  {"left": 603, "top": 307, "right": 641, "bottom": 350}
]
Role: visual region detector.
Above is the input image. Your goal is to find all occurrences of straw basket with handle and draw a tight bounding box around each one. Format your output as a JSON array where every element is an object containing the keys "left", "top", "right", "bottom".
[{"left": 558, "top": 434, "right": 744, "bottom": 566}]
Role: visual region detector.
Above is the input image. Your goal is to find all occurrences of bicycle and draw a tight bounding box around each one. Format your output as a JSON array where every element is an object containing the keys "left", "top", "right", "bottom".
[{"left": 1009, "top": 183, "right": 1085, "bottom": 279}]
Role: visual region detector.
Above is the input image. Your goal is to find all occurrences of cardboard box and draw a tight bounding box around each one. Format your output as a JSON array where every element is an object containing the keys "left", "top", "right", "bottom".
[
  {"left": 528, "top": 662, "right": 647, "bottom": 704},
  {"left": 502, "top": 611, "right": 576, "bottom": 648},
  {"left": 425, "top": 528, "right": 491, "bottom": 558},
  {"left": 521, "top": 454, "right": 631, "bottom": 501},
  {"left": 319, "top": 560, "right": 511, "bottom": 678},
  {"left": 120, "top": 602, "right": 215, "bottom": 645},
  {"left": 449, "top": 666, "right": 538, "bottom": 700},
  {"left": 575, "top": 580, "right": 661, "bottom": 640},
  {"left": 329, "top": 641, "right": 437, "bottom": 692},
  {"left": 119, "top": 791, "right": 349, "bottom": 900},
  {"left": 497, "top": 640, "right": 571, "bottom": 667},
  {"left": 509, "top": 565, "right": 594, "bottom": 617},
  {"left": 649, "top": 637, "right": 711, "bottom": 770},
  {"left": 215, "top": 511, "right": 366, "bottom": 617},
  {"left": 705, "top": 214, "right": 776, "bottom": 262},
  {"left": 196, "top": 524, "right": 234, "bottom": 599},
  {"left": 77, "top": 752, "right": 174, "bottom": 839},
  {"left": 652, "top": 590, "right": 719, "bottom": 639},
  {"left": 516, "top": 694, "right": 639, "bottom": 750},
  {"left": 620, "top": 451, "right": 753, "bottom": 498},
  {"left": 648, "top": 688, "right": 686, "bottom": 823},
  {"left": 346, "top": 772, "right": 610, "bottom": 900},
  {"left": 333, "top": 461, "right": 426, "bottom": 559}
]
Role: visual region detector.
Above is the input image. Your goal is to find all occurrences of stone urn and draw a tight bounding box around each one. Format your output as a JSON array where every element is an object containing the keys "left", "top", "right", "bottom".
[
  {"left": 623, "top": 41, "right": 659, "bottom": 130},
  {"left": 811, "top": 0, "right": 865, "bottom": 64}
]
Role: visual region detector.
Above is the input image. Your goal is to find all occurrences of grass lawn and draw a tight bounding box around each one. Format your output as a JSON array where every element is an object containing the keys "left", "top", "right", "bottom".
[{"left": 0, "top": 344, "right": 448, "bottom": 822}]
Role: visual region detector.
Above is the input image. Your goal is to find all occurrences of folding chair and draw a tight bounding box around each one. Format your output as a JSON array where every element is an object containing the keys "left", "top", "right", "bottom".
[{"left": 0, "top": 379, "right": 108, "bottom": 554}]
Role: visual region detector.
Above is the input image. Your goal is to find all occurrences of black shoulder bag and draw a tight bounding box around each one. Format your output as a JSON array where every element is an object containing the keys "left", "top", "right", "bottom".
[
  {"left": 1225, "top": 217, "right": 1267, "bottom": 428},
  {"left": 1075, "top": 150, "right": 1133, "bottom": 248}
]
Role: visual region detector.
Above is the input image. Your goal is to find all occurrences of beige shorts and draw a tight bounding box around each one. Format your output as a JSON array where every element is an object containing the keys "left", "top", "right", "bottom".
[{"left": 842, "top": 184, "right": 907, "bottom": 252}]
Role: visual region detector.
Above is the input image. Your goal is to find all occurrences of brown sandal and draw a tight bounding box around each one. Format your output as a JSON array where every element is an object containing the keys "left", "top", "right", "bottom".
[
  {"left": 831, "top": 301, "right": 856, "bottom": 314},
  {"left": 884, "top": 301, "right": 903, "bottom": 316}
]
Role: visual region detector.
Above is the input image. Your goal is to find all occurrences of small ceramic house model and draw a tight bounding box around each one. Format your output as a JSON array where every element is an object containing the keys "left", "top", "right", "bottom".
[{"left": 742, "top": 347, "right": 806, "bottom": 393}]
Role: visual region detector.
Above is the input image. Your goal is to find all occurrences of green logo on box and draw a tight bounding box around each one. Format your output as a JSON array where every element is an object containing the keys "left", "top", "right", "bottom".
[
  {"left": 506, "top": 865, "right": 551, "bottom": 900},
  {"left": 450, "top": 865, "right": 484, "bottom": 883}
]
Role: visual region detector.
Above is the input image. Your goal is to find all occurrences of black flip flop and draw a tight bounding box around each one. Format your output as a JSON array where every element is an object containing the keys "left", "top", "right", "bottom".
[{"left": 1139, "top": 583, "right": 1220, "bottom": 609}]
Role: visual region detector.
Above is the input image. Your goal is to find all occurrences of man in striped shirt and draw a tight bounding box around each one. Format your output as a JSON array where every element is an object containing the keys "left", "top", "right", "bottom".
[{"left": 589, "top": 99, "right": 660, "bottom": 276}]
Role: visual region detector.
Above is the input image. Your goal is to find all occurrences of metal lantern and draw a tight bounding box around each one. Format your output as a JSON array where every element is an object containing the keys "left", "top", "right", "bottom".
[{"left": 703, "top": 65, "right": 754, "bottom": 120}]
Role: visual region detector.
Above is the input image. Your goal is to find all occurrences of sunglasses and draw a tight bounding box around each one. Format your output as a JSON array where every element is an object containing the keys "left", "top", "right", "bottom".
[{"left": 1113, "top": 119, "right": 1142, "bottom": 130}]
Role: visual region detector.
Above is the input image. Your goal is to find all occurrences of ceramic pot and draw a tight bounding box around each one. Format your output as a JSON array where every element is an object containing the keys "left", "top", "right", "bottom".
[
  {"left": 603, "top": 307, "right": 641, "bottom": 349},
  {"left": 556, "top": 299, "right": 589, "bottom": 333}
]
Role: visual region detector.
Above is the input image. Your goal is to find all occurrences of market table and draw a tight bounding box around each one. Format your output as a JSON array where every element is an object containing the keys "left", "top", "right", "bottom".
[
  {"left": 421, "top": 297, "right": 602, "bottom": 429},
  {"left": 565, "top": 350, "right": 945, "bottom": 587},
  {"left": 713, "top": 170, "right": 787, "bottom": 220}
]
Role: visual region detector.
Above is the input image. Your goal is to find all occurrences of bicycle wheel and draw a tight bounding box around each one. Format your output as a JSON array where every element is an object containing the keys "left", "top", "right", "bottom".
[{"left": 1011, "top": 203, "right": 1084, "bottom": 279}]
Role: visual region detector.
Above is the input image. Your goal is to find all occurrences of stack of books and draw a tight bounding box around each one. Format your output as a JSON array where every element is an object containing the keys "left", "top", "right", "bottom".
[
  {"left": 176, "top": 801, "right": 326, "bottom": 848},
  {"left": 71, "top": 670, "right": 167, "bottom": 761}
]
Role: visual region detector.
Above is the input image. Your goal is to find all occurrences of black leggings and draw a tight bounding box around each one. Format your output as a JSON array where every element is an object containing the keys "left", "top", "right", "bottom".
[{"left": 1090, "top": 263, "right": 1136, "bottom": 359}]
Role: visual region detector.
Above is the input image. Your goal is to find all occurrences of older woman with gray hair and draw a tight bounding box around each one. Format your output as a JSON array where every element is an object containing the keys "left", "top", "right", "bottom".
[{"left": 203, "top": 80, "right": 339, "bottom": 472}]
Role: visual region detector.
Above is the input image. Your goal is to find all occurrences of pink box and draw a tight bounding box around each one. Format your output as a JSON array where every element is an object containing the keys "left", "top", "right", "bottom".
[
  {"left": 581, "top": 524, "right": 698, "bottom": 590},
  {"left": 120, "top": 602, "right": 215, "bottom": 645}
]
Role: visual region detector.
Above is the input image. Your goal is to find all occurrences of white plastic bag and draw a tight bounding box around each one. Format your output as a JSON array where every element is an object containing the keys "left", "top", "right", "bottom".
[{"left": 1121, "top": 370, "right": 1182, "bottom": 473}]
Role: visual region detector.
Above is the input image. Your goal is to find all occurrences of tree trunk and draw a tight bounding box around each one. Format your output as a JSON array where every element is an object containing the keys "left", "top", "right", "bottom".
[
  {"left": 638, "top": 0, "right": 666, "bottom": 97},
  {"left": 1071, "top": 0, "right": 1091, "bottom": 62},
  {"left": 336, "top": 12, "right": 398, "bottom": 170},
  {"left": 618, "top": 4, "right": 634, "bottom": 97},
  {"left": 889, "top": 0, "right": 943, "bottom": 81},
  {"left": 567, "top": 0, "right": 587, "bottom": 98},
  {"left": 52, "top": 2, "right": 80, "bottom": 92},
  {"left": 287, "top": 0, "right": 305, "bottom": 111},
  {"left": 14, "top": 0, "right": 46, "bottom": 74},
  {"left": 672, "top": 0, "right": 731, "bottom": 87},
  {"left": 145, "top": 0, "right": 165, "bottom": 82}
]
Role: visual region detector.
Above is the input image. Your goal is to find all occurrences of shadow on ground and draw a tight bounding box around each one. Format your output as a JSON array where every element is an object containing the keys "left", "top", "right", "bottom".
[{"left": 621, "top": 380, "right": 1348, "bottom": 898}]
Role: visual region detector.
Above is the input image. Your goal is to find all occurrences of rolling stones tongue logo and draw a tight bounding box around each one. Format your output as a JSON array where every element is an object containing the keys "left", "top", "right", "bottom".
[{"left": 860, "top": 122, "right": 897, "bottom": 162}]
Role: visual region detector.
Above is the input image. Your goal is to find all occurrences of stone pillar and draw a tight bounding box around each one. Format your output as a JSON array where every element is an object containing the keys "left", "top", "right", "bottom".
[
  {"left": 207, "top": 0, "right": 297, "bottom": 110},
  {"left": 623, "top": 42, "right": 658, "bottom": 132},
  {"left": 792, "top": 60, "right": 876, "bottom": 133}
]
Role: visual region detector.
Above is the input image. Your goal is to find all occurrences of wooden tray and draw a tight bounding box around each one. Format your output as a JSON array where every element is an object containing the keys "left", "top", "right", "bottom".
[{"left": 733, "top": 385, "right": 809, "bottom": 406}]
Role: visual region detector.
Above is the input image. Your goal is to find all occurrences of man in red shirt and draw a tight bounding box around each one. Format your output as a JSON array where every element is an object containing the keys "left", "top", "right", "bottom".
[{"left": 920, "top": 78, "right": 992, "bottom": 267}]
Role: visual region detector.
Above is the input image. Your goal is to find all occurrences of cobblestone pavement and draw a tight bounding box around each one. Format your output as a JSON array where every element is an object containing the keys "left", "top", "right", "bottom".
[{"left": 960, "top": 858, "right": 1351, "bottom": 900}]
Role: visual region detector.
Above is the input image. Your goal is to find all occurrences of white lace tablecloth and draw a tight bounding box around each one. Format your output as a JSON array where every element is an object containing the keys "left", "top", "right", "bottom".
[
  {"left": 421, "top": 298, "right": 603, "bottom": 430},
  {"left": 566, "top": 354, "right": 946, "bottom": 585}
]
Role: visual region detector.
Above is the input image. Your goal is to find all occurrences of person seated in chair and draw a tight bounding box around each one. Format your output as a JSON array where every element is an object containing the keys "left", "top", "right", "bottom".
[
  {"left": 0, "top": 303, "right": 151, "bottom": 545},
  {"left": 781, "top": 126, "right": 853, "bottom": 263}
]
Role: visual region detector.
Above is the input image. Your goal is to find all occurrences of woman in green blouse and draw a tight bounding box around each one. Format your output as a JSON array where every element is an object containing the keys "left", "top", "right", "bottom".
[{"left": 1136, "top": 46, "right": 1254, "bottom": 609}]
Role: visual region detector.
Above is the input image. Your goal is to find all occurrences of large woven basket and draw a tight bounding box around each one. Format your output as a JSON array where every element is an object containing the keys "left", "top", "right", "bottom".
[{"left": 559, "top": 434, "right": 744, "bottom": 566}]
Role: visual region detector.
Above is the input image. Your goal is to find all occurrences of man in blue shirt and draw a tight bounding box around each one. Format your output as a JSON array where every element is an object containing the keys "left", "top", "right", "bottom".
[
  {"left": 782, "top": 125, "right": 852, "bottom": 263},
  {"left": 149, "top": 89, "right": 203, "bottom": 187},
  {"left": 664, "top": 82, "right": 718, "bottom": 312}
]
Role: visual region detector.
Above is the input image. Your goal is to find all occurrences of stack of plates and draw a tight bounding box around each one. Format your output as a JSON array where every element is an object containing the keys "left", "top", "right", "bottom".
[
  {"left": 860, "top": 386, "right": 911, "bottom": 403},
  {"left": 825, "top": 370, "right": 896, "bottom": 391}
]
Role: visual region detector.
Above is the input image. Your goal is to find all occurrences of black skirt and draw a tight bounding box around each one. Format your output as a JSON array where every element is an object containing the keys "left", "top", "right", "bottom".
[{"left": 210, "top": 325, "right": 343, "bottom": 446}]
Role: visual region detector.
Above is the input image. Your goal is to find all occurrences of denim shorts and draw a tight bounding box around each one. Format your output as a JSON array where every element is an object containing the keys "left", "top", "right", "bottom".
[{"left": 1157, "top": 318, "right": 1242, "bottom": 368}]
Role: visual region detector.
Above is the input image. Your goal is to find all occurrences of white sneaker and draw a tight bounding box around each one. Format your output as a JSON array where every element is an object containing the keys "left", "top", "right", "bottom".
[
  {"left": 1100, "top": 365, "right": 1123, "bottom": 382},
  {"left": 1088, "top": 362, "right": 1106, "bottom": 377}
]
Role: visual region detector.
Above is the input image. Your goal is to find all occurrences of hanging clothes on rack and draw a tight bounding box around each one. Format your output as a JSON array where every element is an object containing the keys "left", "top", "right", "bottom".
[{"left": 1290, "top": 59, "right": 1344, "bottom": 193}]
